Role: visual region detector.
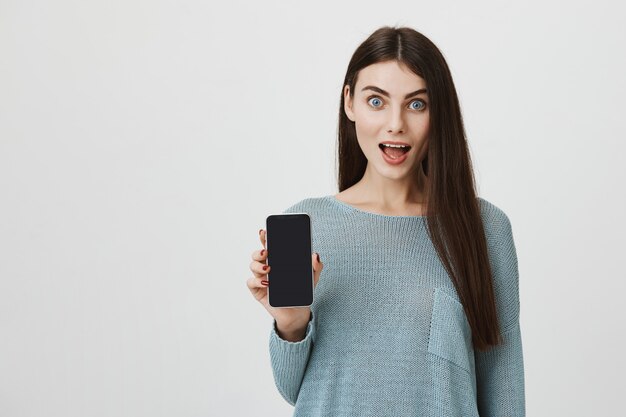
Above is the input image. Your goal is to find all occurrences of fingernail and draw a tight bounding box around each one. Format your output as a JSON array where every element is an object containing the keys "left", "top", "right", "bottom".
[
  {"left": 260, "top": 249, "right": 265, "bottom": 256},
  {"left": 259, "top": 229, "right": 262, "bottom": 235},
  {"left": 262, "top": 265, "right": 268, "bottom": 270},
  {"left": 261, "top": 280, "right": 269, "bottom": 286},
  {"left": 316, "top": 253, "right": 320, "bottom": 262}
]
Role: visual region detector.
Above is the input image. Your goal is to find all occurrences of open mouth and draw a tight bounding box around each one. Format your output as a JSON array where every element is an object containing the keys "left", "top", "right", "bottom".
[{"left": 379, "top": 143, "right": 411, "bottom": 159}]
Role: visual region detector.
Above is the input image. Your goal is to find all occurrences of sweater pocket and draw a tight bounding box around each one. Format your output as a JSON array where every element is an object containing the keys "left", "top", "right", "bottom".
[{"left": 427, "top": 288, "right": 474, "bottom": 374}]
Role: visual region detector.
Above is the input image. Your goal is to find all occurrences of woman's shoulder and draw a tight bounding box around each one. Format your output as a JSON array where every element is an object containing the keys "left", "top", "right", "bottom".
[
  {"left": 477, "top": 196, "right": 512, "bottom": 225},
  {"left": 476, "top": 196, "right": 515, "bottom": 245},
  {"left": 281, "top": 195, "right": 329, "bottom": 214}
]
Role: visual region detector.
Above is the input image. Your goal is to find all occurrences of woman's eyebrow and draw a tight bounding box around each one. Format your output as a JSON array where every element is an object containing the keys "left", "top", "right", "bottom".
[{"left": 361, "top": 85, "right": 428, "bottom": 99}]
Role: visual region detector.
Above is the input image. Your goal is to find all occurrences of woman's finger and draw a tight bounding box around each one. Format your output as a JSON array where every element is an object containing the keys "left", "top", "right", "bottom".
[
  {"left": 249, "top": 259, "right": 271, "bottom": 279},
  {"left": 250, "top": 247, "right": 267, "bottom": 262},
  {"left": 259, "top": 228, "right": 267, "bottom": 249},
  {"left": 246, "top": 275, "right": 270, "bottom": 290},
  {"left": 312, "top": 252, "right": 323, "bottom": 287}
]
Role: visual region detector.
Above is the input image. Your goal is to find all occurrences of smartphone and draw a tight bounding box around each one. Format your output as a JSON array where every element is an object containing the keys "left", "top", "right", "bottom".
[{"left": 265, "top": 213, "right": 314, "bottom": 308}]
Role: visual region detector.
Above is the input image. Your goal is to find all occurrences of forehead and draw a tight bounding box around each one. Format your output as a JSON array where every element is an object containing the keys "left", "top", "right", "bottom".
[{"left": 356, "top": 61, "right": 427, "bottom": 93}]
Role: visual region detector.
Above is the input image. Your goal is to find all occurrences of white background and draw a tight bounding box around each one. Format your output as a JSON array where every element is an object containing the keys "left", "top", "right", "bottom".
[{"left": 1, "top": 0, "right": 624, "bottom": 416}]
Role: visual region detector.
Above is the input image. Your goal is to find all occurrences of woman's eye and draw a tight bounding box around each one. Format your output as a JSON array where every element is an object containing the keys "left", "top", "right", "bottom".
[
  {"left": 367, "top": 97, "right": 383, "bottom": 107},
  {"left": 409, "top": 99, "right": 426, "bottom": 110},
  {"left": 367, "top": 96, "right": 427, "bottom": 111}
]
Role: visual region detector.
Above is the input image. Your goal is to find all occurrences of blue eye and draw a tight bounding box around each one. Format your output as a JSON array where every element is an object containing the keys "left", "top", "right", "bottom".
[
  {"left": 367, "top": 95, "right": 427, "bottom": 111},
  {"left": 410, "top": 100, "right": 426, "bottom": 110},
  {"left": 368, "top": 97, "right": 383, "bottom": 107}
]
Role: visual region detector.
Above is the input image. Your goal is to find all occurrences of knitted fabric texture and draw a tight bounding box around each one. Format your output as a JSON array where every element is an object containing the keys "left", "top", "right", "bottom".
[{"left": 269, "top": 195, "right": 525, "bottom": 417}]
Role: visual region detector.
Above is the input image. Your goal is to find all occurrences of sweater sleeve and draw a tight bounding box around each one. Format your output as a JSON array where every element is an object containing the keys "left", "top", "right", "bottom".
[
  {"left": 474, "top": 205, "right": 526, "bottom": 417},
  {"left": 268, "top": 311, "right": 316, "bottom": 406}
]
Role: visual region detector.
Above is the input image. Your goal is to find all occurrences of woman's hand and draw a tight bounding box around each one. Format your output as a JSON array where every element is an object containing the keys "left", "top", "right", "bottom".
[{"left": 246, "top": 229, "right": 323, "bottom": 335}]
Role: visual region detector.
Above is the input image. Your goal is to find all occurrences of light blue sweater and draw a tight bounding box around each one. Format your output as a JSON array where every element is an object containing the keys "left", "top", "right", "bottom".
[{"left": 268, "top": 195, "right": 525, "bottom": 416}]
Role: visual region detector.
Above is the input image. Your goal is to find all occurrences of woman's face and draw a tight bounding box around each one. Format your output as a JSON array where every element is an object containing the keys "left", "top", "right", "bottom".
[{"left": 344, "top": 60, "right": 430, "bottom": 180}]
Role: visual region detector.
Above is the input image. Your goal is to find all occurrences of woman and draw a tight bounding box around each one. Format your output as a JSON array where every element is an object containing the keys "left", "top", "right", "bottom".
[{"left": 247, "top": 25, "right": 526, "bottom": 417}]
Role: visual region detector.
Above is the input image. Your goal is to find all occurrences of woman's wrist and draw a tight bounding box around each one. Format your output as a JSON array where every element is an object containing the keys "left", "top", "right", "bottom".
[{"left": 275, "top": 312, "right": 311, "bottom": 342}]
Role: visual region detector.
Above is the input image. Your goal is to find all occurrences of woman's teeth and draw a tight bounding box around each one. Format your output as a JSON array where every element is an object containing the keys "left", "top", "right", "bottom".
[{"left": 380, "top": 143, "right": 410, "bottom": 158}]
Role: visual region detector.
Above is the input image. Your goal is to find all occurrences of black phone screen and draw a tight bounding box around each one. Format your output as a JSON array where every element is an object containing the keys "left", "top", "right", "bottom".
[{"left": 266, "top": 213, "right": 313, "bottom": 308}]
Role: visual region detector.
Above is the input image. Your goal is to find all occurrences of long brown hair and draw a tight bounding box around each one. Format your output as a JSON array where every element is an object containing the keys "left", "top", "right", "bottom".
[{"left": 337, "top": 25, "right": 502, "bottom": 351}]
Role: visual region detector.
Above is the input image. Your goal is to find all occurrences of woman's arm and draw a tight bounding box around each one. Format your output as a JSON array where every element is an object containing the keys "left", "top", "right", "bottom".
[
  {"left": 475, "top": 203, "right": 526, "bottom": 416},
  {"left": 268, "top": 312, "right": 316, "bottom": 406},
  {"left": 474, "top": 318, "right": 526, "bottom": 416}
]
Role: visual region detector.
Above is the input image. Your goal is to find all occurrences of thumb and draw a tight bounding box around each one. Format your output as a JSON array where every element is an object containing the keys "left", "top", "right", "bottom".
[{"left": 312, "top": 252, "right": 323, "bottom": 287}]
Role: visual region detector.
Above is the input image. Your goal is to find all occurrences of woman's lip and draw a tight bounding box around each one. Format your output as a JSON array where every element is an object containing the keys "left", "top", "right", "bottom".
[{"left": 380, "top": 146, "right": 410, "bottom": 165}]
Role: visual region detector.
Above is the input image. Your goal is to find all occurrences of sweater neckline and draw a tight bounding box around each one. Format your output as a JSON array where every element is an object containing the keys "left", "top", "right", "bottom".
[{"left": 325, "top": 195, "right": 427, "bottom": 220}]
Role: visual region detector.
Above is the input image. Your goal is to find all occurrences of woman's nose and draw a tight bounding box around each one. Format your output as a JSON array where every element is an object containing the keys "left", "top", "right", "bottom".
[{"left": 386, "top": 109, "right": 405, "bottom": 134}]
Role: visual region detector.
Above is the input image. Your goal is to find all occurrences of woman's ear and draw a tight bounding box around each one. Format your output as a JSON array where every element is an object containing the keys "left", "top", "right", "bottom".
[{"left": 343, "top": 85, "right": 355, "bottom": 122}]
